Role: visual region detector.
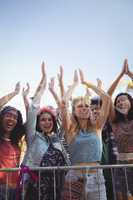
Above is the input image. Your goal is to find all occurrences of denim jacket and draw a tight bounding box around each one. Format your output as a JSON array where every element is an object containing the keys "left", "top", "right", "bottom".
[
  {"left": 22, "top": 100, "right": 70, "bottom": 167},
  {"left": 22, "top": 102, "right": 51, "bottom": 167}
]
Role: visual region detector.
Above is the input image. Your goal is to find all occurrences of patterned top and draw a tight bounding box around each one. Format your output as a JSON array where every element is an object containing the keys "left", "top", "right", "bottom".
[
  {"left": 112, "top": 120, "right": 133, "bottom": 153},
  {"left": 102, "top": 120, "right": 133, "bottom": 164}
]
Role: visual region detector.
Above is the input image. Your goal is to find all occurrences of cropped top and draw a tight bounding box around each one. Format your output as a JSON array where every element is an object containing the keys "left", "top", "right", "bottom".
[{"left": 68, "top": 130, "right": 102, "bottom": 164}]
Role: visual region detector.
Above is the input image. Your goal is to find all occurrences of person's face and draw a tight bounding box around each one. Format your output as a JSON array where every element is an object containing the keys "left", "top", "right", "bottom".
[
  {"left": 90, "top": 104, "right": 101, "bottom": 123},
  {"left": 74, "top": 100, "right": 91, "bottom": 119},
  {"left": 39, "top": 112, "right": 54, "bottom": 134},
  {"left": 2, "top": 110, "right": 18, "bottom": 133},
  {"left": 115, "top": 95, "right": 131, "bottom": 115}
]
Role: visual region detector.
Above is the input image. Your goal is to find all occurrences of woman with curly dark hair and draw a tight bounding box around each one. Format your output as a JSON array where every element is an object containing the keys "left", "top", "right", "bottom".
[{"left": 0, "top": 105, "right": 25, "bottom": 200}]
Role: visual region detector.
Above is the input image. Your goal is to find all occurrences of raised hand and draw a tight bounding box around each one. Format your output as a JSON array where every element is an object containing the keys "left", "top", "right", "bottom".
[
  {"left": 33, "top": 61, "right": 47, "bottom": 99},
  {"left": 107, "top": 59, "right": 128, "bottom": 97},
  {"left": 58, "top": 65, "right": 65, "bottom": 98},
  {"left": 85, "top": 88, "right": 92, "bottom": 97},
  {"left": 0, "top": 82, "right": 20, "bottom": 108},
  {"left": 121, "top": 58, "right": 129, "bottom": 75},
  {"left": 41, "top": 61, "right": 47, "bottom": 87},
  {"left": 123, "top": 58, "right": 133, "bottom": 80},
  {"left": 79, "top": 69, "right": 84, "bottom": 83},
  {"left": 96, "top": 78, "right": 102, "bottom": 89},
  {"left": 22, "top": 83, "right": 30, "bottom": 112},
  {"left": 49, "top": 77, "right": 55, "bottom": 92},
  {"left": 67, "top": 70, "right": 78, "bottom": 89},
  {"left": 49, "top": 77, "right": 61, "bottom": 107},
  {"left": 79, "top": 68, "right": 92, "bottom": 87},
  {"left": 41, "top": 61, "right": 46, "bottom": 78},
  {"left": 14, "top": 82, "right": 20, "bottom": 95},
  {"left": 22, "top": 83, "right": 30, "bottom": 97},
  {"left": 64, "top": 70, "right": 79, "bottom": 103},
  {"left": 73, "top": 70, "right": 78, "bottom": 85},
  {"left": 124, "top": 58, "right": 129, "bottom": 74},
  {"left": 58, "top": 65, "right": 63, "bottom": 83}
]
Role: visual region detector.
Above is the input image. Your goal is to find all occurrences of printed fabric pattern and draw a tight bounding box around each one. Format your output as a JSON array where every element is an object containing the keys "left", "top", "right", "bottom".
[{"left": 25, "top": 143, "right": 66, "bottom": 200}]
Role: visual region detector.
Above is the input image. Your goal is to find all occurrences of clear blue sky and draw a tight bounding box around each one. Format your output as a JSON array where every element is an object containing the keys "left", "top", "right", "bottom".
[{"left": 0, "top": 0, "right": 133, "bottom": 120}]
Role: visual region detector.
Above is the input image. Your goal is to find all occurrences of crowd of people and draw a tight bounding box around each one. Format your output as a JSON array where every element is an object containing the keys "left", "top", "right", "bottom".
[{"left": 0, "top": 59, "right": 133, "bottom": 200}]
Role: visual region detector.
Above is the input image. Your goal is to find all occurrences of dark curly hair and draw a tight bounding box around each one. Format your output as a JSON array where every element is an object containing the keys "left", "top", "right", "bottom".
[
  {"left": 0, "top": 106, "right": 25, "bottom": 146},
  {"left": 114, "top": 92, "right": 133, "bottom": 123}
]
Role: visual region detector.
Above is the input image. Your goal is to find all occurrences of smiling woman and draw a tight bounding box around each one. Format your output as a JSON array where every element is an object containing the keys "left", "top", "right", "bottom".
[
  {"left": 0, "top": 106, "right": 25, "bottom": 200},
  {"left": 48, "top": 67, "right": 111, "bottom": 200},
  {"left": 36, "top": 107, "right": 56, "bottom": 134},
  {"left": 21, "top": 63, "right": 69, "bottom": 200},
  {"left": 102, "top": 60, "right": 133, "bottom": 199}
]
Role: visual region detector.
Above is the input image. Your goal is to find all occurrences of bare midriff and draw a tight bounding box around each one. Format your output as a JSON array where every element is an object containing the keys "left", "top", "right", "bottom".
[{"left": 76, "top": 162, "right": 100, "bottom": 174}]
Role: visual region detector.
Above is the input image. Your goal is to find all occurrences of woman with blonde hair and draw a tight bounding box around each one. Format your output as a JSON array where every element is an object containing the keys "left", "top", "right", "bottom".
[{"left": 49, "top": 67, "right": 111, "bottom": 200}]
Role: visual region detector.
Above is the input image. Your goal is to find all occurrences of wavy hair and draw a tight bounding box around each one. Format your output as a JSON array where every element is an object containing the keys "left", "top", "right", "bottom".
[
  {"left": 114, "top": 92, "right": 133, "bottom": 123},
  {"left": 0, "top": 106, "right": 25, "bottom": 146}
]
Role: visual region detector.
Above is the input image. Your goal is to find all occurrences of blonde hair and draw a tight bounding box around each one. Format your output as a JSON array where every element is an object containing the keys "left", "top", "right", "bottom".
[
  {"left": 72, "top": 96, "right": 90, "bottom": 112},
  {"left": 67, "top": 96, "right": 94, "bottom": 144}
]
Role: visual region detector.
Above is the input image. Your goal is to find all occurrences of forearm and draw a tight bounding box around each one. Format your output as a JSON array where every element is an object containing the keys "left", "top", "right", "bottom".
[
  {"left": 23, "top": 96, "right": 29, "bottom": 115},
  {"left": 83, "top": 80, "right": 111, "bottom": 127},
  {"left": 83, "top": 81, "right": 106, "bottom": 97},
  {"left": 50, "top": 90, "right": 61, "bottom": 107},
  {"left": 60, "top": 101, "right": 71, "bottom": 133},
  {"left": 0, "top": 91, "right": 17, "bottom": 108},
  {"left": 33, "top": 77, "right": 46, "bottom": 98},
  {"left": 96, "top": 94, "right": 111, "bottom": 129},
  {"left": 127, "top": 71, "right": 133, "bottom": 80},
  {"left": 32, "top": 78, "right": 46, "bottom": 106},
  {"left": 26, "top": 102, "right": 39, "bottom": 144},
  {"left": 59, "top": 79, "right": 65, "bottom": 98},
  {"left": 64, "top": 83, "right": 77, "bottom": 103},
  {"left": 107, "top": 73, "right": 123, "bottom": 96}
]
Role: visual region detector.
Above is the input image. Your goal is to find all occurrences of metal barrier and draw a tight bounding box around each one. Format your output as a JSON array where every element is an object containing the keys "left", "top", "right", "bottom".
[{"left": 0, "top": 164, "right": 133, "bottom": 200}]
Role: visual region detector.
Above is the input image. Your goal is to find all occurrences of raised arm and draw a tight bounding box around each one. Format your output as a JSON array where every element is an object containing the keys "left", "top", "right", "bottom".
[
  {"left": 85, "top": 78, "right": 102, "bottom": 100},
  {"left": 96, "top": 78, "right": 103, "bottom": 90},
  {"left": 49, "top": 68, "right": 78, "bottom": 107},
  {"left": 58, "top": 65, "right": 65, "bottom": 98},
  {"left": 22, "top": 83, "right": 30, "bottom": 115},
  {"left": 57, "top": 70, "right": 78, "bottom": 135},
  {"left": 49, "top": 77, "right": 61, "bottom": 107},
  {"left": 49, "top": 66, "right": 65, "bottom": 107},
  {"left": 84, "top": 88, "right": 92, "bottom": 103},
  {"left": 32, "top": 62, "right": 47, "bottom": 106},
  {"left": 79, "top": 69, "right": 111, "bottom": 130},
  {"left": 63, "top": 70, "right": 78, "bottom": 103},
  {"left": 0, "top": 82, "right": 20, "bottom": 109},
  {"left": 26, "top": 62, "right": 47, "bottom": 144},
  {"left": 107, "top": 59, "right": 127, "bottom": 96},
  {"left": 125, "top": 59, "right": 133, "bottom": 80}
]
